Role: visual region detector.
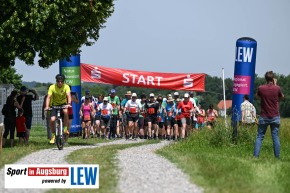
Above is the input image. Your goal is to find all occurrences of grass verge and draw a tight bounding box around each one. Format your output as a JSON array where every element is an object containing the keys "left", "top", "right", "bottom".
[
  {"left": 157, "top": 118, "right": 290, "bottom": 193},
  {"left": 48, "top": 140, "right": 159, "bottom": 193},
  {"left": 0, "top": 126, "right": 110, "bottom": 168}
]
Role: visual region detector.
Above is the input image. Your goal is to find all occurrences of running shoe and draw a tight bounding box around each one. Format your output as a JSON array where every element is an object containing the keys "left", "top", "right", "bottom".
[
  {"left": 49, "top": 135, "right": 55, "bottom": 144},
  {"left": 64, "top": 127, "right": 69, "bottom": 135}
]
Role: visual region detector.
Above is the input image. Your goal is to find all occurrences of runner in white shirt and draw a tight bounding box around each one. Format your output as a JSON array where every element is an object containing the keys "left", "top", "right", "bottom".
[
  {"left": 124, "top": 93, "right": 142, "bottom": 140},
  {"left": 188, "top": 94, "right": 197, "bottom": 130},
  {"left": 97, "top": 97, "right": 113, "bottom": 139}
]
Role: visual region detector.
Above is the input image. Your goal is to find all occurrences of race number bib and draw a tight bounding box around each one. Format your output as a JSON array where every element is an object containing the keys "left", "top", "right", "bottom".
[
  {"left": 102, "top": 109, "right": 108, "bottom": 115},
  {"left": 84, "top": 115, "right": 91, "bottom": 121},
  {"left": 208, "top": 116, "right": 215, "bottom": 122},
  {"left": 129, "top": 107, "right": 137, "bottom": 114},
  {"left": 158, "top": 116, "right": 162, "bottom": 122},
  {"left": 148, "top": 108, "right": 155, "bottom": 114}
]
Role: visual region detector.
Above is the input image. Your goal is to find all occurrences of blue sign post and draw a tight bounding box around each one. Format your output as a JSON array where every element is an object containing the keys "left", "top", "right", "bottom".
[
  {"left": 232, "top": 37, "right": 257, "bottom": 141},
  {"left": 59, "top": 55, "right": 82, "bottom": 134}
]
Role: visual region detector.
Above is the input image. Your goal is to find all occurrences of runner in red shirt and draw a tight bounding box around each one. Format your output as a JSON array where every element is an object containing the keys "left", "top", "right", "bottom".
[
  {"left": 177, "top": 93, "right": 194, "bottom": 139},
  {"left": 206, "top": 104, "right": 218, "bottom": 129}
]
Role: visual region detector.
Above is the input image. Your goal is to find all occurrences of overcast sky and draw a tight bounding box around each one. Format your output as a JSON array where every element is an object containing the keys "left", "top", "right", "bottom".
[{"left": 15, "top": 0, "right": 290, "bottom": 83}]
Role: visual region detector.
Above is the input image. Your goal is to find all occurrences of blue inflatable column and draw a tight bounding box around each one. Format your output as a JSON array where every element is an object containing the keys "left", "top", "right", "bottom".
[
  {"left": 59, "top": 55, "right": 82, "bottom": 134},
  {"left": 232, "top": 38, "right": 257, "bottom": 140}
]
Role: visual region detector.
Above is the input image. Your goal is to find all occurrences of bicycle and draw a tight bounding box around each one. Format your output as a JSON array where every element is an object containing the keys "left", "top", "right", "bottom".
[{"left": 47, "top": 106, "right": 66, "bottom": 150}]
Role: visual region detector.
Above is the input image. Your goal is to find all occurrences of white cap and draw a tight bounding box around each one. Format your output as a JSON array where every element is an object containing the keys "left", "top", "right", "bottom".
[
  {"left": 103, "top": 97, "right": 108, "bottom": 101},
  {"left": 174, "top": 92, "right": 179, "bottom": 96},
  {"left": 167, "top": 97, "right": 174, "bottom": 102},
  {"left": 149, "top": 93, "right": 155, "bottom": 97},
  {"left": 184, "top": 93, "right": 189, "bottom": 98},
  {"left": 132, "top": 93, "right": 137, "bottom": 97},
  {"left": 167, "top": 94, "right": 172, "bottom": 97}
]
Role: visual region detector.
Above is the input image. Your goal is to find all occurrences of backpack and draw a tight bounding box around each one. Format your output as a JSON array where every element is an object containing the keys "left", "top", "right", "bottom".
[{"left": 1, "top": 103, "right": 10, "bottom": 116}]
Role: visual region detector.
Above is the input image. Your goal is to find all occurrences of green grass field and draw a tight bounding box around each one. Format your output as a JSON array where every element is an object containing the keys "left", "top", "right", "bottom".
[
  {"left": 157, "top": 118, "right": 290, "bottom": 193},
  {"left": 1, "top": 119, "right": 290, "bottom": 193},
  {"left": 0, "top": 126, "right": 109, "bottom": 168}
]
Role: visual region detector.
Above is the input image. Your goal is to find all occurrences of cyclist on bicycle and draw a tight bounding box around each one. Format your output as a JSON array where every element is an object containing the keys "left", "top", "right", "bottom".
[{"left": 44, "top": 74, "right": 71, "bottom": 144}]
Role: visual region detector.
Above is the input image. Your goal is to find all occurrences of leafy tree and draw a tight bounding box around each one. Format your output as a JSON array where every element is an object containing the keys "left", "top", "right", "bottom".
[
  {"left": 0, "top": 0, "right": 114, "bottom": 68},
  {"left": 0, "top": 66, "right": 23, "bottom": 88}
]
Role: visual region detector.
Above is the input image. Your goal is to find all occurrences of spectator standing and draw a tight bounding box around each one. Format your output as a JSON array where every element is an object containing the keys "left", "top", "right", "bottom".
[
  {"left": 241, "top": 94, "right": 256, "bottom": 125},
  {"left": 17, "top": 86, "right": 39, "bottom": 143},
  {"left": 253, "top": 71, "right": 284, "bottom": 159},
  {"left": 16, "top": 109, "right": 27, "bottom": 146},
  {"left": 3, "top": 90, "right": 22, "bottom": 147}
]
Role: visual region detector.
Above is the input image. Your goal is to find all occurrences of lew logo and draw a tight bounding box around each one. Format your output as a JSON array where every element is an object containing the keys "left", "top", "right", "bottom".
[
  {"left": 235, "top": 47, "right": 253, "bottom": 63},
  {"left": 70, "top": 167, "right": 98, "bottom": 186}
]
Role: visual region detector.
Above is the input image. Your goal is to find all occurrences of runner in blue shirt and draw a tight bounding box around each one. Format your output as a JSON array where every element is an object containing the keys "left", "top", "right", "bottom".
[{"left": 165, "top": 97, "right": 175, "bottom": 140}]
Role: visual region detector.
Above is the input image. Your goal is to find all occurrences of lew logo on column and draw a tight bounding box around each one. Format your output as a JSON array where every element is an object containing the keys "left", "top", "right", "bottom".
[{"left": 235, "top": 47, "right": 253, "bottom": 63}]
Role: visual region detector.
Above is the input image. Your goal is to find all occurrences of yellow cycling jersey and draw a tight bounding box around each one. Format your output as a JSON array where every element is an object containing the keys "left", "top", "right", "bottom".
[{"left": 48, "top": 83, "right": 70, "bottom": 106}]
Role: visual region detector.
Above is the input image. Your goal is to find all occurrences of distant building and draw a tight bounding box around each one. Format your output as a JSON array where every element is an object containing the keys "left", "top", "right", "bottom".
[{"left": 217, "top": 100, "right": 232, "bottom": 116}]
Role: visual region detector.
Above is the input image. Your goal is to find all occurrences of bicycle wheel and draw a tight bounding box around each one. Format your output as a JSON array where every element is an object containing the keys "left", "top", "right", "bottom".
[{"left": 56, "top": 135, "right": 64, "bottom": 150}]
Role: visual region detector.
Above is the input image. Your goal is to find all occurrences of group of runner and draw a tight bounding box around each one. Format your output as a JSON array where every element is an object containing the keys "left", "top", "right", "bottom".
[
  {"left": 80, "top": 89, "right": 219, "bottom": 140},
  {"left": 42, "top": 74, "right": 218, "bottom": 144}
]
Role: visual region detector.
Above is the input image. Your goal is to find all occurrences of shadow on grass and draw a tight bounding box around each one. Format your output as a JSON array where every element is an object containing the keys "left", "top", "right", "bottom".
[{"left": 66, "top": 142, "right": 100, "bottom": 146}]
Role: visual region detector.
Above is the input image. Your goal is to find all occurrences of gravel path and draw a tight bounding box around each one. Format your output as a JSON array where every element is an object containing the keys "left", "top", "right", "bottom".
[
  {"left": 117, "top": 141, "right": 203, "bottom": 193},
  {"left": 1, "top": 139, "right": 203, "bottom": 193},
  {"left": 0, "top": 139, "right": 144, "bottom": 193}
]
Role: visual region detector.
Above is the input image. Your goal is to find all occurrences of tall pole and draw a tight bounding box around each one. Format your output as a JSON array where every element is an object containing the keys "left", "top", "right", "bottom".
[{"left": 222, "top": 68, "right": 227, "bottom": 126}]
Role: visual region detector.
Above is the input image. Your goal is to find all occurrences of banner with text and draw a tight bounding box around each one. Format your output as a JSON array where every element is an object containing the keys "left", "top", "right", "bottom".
[
  {"left": 81, "top": 63, "right": 205, "bottom": 91},
  {"left": 5, "top": 164, "right": 99, "bottom": 189}
]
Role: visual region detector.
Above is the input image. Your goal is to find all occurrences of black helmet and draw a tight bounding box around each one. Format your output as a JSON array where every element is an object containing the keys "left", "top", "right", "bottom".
[{"left": 55, "top": 74, "right": 65, "bottom": 81}]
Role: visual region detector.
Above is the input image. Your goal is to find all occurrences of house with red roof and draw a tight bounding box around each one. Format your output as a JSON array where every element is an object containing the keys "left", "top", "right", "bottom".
[{"left": 217, "top": 100, "right": 232, "bottom": 116}]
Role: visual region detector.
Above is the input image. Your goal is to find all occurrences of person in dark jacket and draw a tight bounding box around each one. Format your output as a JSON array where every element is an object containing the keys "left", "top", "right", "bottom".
[
  {"left": 17, "top": 86, "right": 39, "bottom": 143},
  {"left": 3, "top": 90, "right": 22, "bottom": 147}
]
